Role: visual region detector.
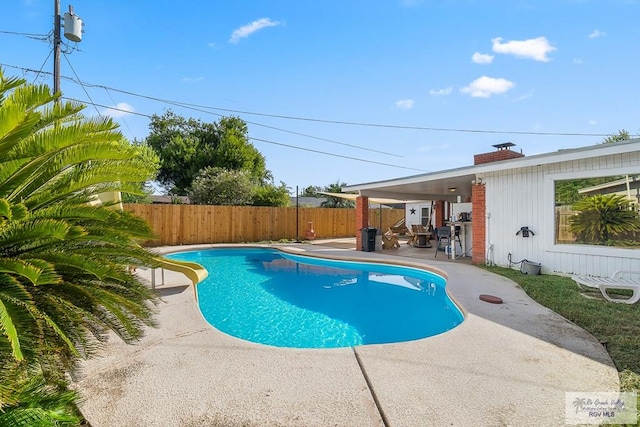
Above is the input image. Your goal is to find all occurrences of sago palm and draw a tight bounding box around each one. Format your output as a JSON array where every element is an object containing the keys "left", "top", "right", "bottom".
[
  {"left": 569, "top": 194, "right": 640, "bottom": 244},
  {"left": 0, "top": 69, "right": 160, "bottom": 423}
]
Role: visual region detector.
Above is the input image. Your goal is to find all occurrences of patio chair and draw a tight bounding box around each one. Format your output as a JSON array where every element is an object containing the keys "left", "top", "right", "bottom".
[
  {"left": 434, "top": 226, "right": 451, "bottom": 258},
  {"left": 406, "top": 228, "right": 417, "bottom": 246},
  {"left": 571, "top": 271, "right": 640, "bottom": 304},
  {"left": 381, "top": 228, "right": 401, "bottom": 249},
  {"left": 390, "top": 218, "right": 409, "bottom": 235}
]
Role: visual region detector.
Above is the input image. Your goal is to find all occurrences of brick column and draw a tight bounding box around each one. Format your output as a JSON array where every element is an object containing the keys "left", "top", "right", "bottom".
[
  {"left": 355, "top": 196, "right": 369, "bottom": 251},
  {"left": 434, "top": 200, "right": 445, "bottom": 227},
  {"left": 471, "top": 183, "right": 486, "bottom": 264}
]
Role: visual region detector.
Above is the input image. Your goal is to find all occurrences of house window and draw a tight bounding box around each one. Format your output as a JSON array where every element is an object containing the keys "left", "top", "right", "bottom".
[
  {"left": 555, "top": 174, "right": 640, "bottom": 248},
  {"left": 421, "top": 207, "right": 430, "bottom": 227}
]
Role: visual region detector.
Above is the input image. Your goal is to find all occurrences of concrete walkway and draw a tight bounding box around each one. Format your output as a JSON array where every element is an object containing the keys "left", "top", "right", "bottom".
[{"left": 75, "top": 242, "right": 618, "bottom": 426}]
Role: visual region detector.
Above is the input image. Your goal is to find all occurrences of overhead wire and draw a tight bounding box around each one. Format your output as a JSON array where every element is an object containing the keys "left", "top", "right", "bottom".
[
  {"left": 61, "top": 81, "right": 627, "bottom": 138},
  {"left": 141, "top": 94, "right": 403, "bottom": 158},
  {"left": 62, "top": 54, "right": 101, "bottom": 116},
  {"left": 104, "top": 87, "right": 136, "bottom": 140},
  {"left": 31, "top": 50, "right": 53, "bottom": 85},
  {"left": 61, "top": 97, "right": 425, "bottom": 172},
  {"left": 1, "top": 63, "right": 630, "bottom": 139},
  {"left": 0, "top": 63, "right": 404, "bottom": 158},
  {"left": 0, "top": 30, "right": 50, "bottom": 41},
  {"left": 7, "top": 61, "right": 637, "bottom": 177},
  {"left": 249, "top": 137, "right": 428, "bottom": 172}
]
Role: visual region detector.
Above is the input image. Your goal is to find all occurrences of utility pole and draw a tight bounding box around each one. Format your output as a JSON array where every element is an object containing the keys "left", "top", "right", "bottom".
[
  {"left": 53, "top": 0, "right": 61, "bottom": 96},
  {"left": 52, "top": 1, "right": 83, "bottom": 99}
]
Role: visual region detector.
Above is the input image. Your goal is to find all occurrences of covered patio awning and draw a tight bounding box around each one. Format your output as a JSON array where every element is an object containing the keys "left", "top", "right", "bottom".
[{"left": 341, "top": 169, "right": 477, "bottom": 203}]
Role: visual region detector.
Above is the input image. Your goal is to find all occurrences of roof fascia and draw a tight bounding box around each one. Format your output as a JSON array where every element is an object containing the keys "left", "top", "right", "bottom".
[{"left": 344, "top": 139, "right": 640, "bottom": 192}]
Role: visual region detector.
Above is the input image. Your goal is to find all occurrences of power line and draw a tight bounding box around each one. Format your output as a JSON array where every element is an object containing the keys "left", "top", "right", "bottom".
[
  {"left": 62, "top": 53, "right": 101, "bottom": 116},
  {"left": 61, "top": 97, "right": 423, "bottom": 171},
  {"left": 67, "top": 82, "right": 626, "bottom": 138},
  {"left": 0, "top": 30, "right": 50, "bottom": 41},
  {"left": 140, "top": 94, "right": 404, "bottom": 158},
  {"left": 1, "top": 63, "right": 629, "bottom": 139},
  {"left": 62, "top": 96, "right": 416, "bottom": 172},
  {"left": 31, "top": 50, "right": 53, "bottom": 85},
  {"left": 0, "top": 63, "right": 403, "bottom": 158},
  {"left": 62, "top": 97, "right": 151, "bottom": 118},
  {"left": 249, "top": 137, "right": 428, "bottom": 172},
  {"left": 104, "top": 87, "right": 136, "bottom": 140}
]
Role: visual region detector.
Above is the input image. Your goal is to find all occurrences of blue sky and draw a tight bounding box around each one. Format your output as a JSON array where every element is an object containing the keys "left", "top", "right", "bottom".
[{"left": 1, "top": 0, "right": 639, "bottom": 193}]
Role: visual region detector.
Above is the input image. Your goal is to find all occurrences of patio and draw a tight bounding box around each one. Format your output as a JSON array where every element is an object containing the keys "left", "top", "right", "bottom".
[
  {"left": 310, "top": 235, "right": 475, "bottom": 264},
  {"left": 75, "top": 241, "right": 618, "bottom": 426}
]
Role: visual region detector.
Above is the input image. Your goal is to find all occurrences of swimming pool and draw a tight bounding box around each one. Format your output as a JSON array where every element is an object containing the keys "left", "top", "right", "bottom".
[{"left": 167, "top": 248, "right": 463, "bottom": 348}]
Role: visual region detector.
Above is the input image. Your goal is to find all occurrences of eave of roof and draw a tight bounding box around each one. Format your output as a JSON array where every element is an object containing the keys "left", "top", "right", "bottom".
[{"left": 344, "top": 139, "right": 640, "bottom": 199}]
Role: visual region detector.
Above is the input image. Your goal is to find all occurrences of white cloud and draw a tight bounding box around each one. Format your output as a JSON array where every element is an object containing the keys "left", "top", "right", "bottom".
[
  {"left": 208, "top": 42, "right": 216, "bottom": 48},
  {"left": 588, "top": 29, "right": 606, "bottom": 39},
  {"left": 573, "top": 58, "right": 583, "bottom": 65},
  {"left": 491, "top": 36, "right": 556, "bottom": 62},
  {"left": 181, "top": 76, "right": 204, "bottom": 82},
  {"left": 460, "top": 76, "right": 515, "bottom": 98},
  {"left": 429, "top": 87, "right": 453, "bottom": 96},
  {"left": 229, "top": 18, "right": 281, "bottom": 44},
  {"left": 471, "top": 52, "right": 494, "bottom": 64},
  {"left": 102, "top": 102, "right": 134, "bottom": 118},
  {"left": 589, "top": 120, "right": 597, "bottom": 125},
  {"left": 395, "top": 99, "right": 414, "bottom": 109}
]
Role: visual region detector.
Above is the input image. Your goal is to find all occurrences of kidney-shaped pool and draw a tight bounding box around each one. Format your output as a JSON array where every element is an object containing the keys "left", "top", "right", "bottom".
[{"left": 167, "top": 248, "right": 464, "bottom": 348}]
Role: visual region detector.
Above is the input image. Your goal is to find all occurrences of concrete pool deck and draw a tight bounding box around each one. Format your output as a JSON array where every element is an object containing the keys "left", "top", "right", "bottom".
[{"left": 75, "top": 242, "right": 619, "bottom": 426}]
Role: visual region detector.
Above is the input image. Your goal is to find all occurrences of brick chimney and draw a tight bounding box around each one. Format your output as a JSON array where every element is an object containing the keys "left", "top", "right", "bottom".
[{"left": 474, "top": 142, "right": 524, "bottom": 165}]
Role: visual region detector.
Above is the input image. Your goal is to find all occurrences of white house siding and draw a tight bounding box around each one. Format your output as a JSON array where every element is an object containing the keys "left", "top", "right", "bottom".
[
  {"left": 485, "top": 151, "right": 640, "bottom": 277},
  {"left": 405, "top": 202, "right": 433, "bottom": 229}
]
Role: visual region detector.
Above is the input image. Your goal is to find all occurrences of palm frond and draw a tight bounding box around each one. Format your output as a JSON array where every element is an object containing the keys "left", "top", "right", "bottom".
[
  {"left": 0, "top": 298, "right": 23, "bottom": 360},
  {"left": 0, "top": 258, "right": 60, "bottom": 286},
  {"left": 0, "top": 362, "right": 82, "bottom": 427}
]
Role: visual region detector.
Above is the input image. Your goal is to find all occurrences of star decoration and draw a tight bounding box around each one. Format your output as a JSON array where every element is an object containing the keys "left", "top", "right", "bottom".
[{"left": 410, "top": 208, "right": 416, "bottom": 215}]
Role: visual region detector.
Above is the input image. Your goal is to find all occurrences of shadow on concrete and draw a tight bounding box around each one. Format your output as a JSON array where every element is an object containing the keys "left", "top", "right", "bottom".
[{"left": 154, "top": 285, "right": 190, "bottom": 297}]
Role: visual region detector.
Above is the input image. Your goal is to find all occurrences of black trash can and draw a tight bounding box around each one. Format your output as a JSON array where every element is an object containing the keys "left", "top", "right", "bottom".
[{"left": 361, "top": 227, "right": 377, "bottom": 252}]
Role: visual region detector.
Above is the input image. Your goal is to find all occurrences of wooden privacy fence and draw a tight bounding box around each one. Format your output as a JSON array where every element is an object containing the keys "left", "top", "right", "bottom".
[
  {"left": 124, "top": 204, "right": 405, "bottom": 246},
  {"left": 555, "top": 205, "right": 576, "bottom": 243}
]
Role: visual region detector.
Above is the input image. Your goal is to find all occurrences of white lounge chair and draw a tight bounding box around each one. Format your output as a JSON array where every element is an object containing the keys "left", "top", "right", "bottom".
[{"left": 571, "top": 271, "right": 640, "bottom": 304}]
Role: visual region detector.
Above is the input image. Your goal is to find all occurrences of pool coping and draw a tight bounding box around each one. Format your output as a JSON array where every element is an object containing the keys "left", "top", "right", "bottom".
[{"left": 75, "top": 243, "right": 620, "bottom": 427}]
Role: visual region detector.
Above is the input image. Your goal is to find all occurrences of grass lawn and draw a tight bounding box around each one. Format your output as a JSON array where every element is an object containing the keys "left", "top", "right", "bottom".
[{"left": 483, "top": 266, "right": 640, "bottom": 425}]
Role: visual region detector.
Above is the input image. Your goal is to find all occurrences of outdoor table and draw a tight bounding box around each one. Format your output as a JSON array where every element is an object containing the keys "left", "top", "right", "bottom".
[{"left": 413, "top": 232, "right": 432, "bottom": 248}]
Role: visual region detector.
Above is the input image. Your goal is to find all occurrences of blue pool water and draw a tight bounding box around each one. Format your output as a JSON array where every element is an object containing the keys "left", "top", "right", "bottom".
[{"left": 167, "top": 248, "right": 463, "bottom": 348}]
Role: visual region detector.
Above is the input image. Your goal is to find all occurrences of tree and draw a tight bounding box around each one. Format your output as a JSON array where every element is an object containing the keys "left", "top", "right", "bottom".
[
  {"left": 300, "top": 185, "right": 322, "bottom": 197},
  {"left": 188, "top": 168, "right": 290, "bottom": 207},
  {"left": 188, "top": 167, "right": 254, "bottom": 205},
  {"left": 320, "top": 181, "right": 355, "bottom": 208},
  {"left": 144, "top": 111, "right": 268, "bottom": 194},
  {"left": 121, "top": 144, "right": 160, "bottom": 204},
  {"left": 252, "top": 182, "right": 290, "bottom": 207},
  {"left": 0, "top": 69, "right": 159, "bottom": 425},
  {"left": 602, "top": 129, "right": 630, "bottom": 144},
  {"left": 569, "top": 194, "right": 640, "bottom": 244},
  {"left": 121, "top": 182, "right": 155, "bottom": 203}
]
